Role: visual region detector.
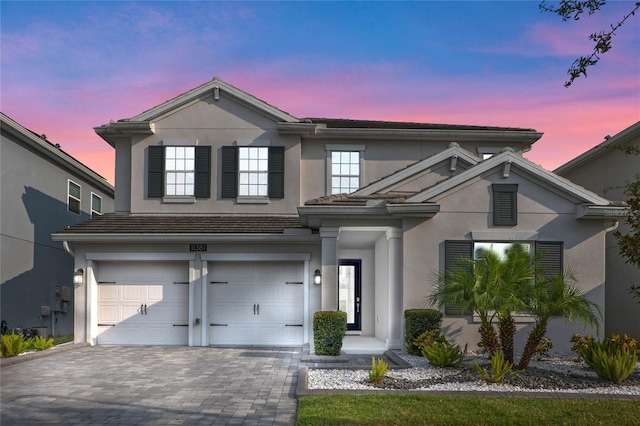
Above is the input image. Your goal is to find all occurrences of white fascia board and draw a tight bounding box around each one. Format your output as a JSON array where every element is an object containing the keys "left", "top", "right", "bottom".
[
  {"left": 555, "top": 121, "right": 640, "bottom": 175},
  {"left": 408, "top": 151, "right": 611, "bottom": 205},
  {"left": 52, "top": 233, "right": 320, "bottom": 244},
  {"left": 354, "top": 146, "right": 479, "bottom": 196},
  {"left": 202, "top": 252, "right": 311, "bottom": 261},
  {"left": 306, "top": 127, "right": 543, "bottom": 143},
  {"left": 386, "top": 203, "right": 440, "bottom": 217},
  {"left": 86, "top": 252, "right": 196, "bottom": 261},
  {"left": 576, "top": 205, "right": 630, "bottom": 220},
  {"left": 131, "top": 78, "right": 299, "bottom": 123}
]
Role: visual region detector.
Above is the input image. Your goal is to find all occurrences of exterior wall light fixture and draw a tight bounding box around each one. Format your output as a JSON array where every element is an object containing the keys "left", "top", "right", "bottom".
[
  {"left": 313, "top": 269, "right": 322, "bottom": 285},
  {"left": 74, "top": 268, "right": 84, "bottom": 286}
]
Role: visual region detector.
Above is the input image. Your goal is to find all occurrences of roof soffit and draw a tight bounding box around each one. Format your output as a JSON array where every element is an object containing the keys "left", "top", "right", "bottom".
[{"left": 408, "top": 150, "right": 611, "bottom": 205}]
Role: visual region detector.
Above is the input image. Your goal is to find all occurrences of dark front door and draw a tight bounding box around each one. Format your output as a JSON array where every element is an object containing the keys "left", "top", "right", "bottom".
[{"left": 338, "top": 259, "right": 361, "bottom": 331}]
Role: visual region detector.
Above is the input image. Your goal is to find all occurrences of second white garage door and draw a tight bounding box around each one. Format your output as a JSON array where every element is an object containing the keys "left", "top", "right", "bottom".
[
  {"left": 208, "top": 261, "right": 304, "bottom": 346},
  {"left": 97, "top": 262, "right": 189, "bottom": 345}
]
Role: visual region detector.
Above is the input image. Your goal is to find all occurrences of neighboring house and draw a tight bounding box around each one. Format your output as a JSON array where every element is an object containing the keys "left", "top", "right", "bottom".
[
  {"left": 51, "top": 78, "right": 624, "bottom": 353},
  {"left": 556, "top": 121, "right": 640, "bottom": 340},
  {"left": 1, "top": 113, "right": 114, "bottom": 337}
]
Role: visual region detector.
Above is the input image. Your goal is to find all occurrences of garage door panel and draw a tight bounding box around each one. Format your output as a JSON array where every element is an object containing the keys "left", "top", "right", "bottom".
[
  {"left": 209, "top": 261, "right": 304, "bottom": 346},
  {"left": 97, "top": 262, "right": 189, "bottom": 346}
]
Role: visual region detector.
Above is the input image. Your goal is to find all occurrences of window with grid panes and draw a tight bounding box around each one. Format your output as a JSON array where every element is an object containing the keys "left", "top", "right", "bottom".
[
  {"left": 238, "top": 147, "right": 268, "bottom": 196},
  {"left": 331, "top": 151, "right": 360, "bottom": 194},
  {"left": 165, "top": 146, "right": 195, "bottom": 196}
]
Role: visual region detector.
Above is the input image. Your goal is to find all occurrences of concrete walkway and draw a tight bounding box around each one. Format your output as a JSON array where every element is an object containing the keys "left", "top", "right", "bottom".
[{"left": 1, "top": 345, "right": 301, "bottom": 425}]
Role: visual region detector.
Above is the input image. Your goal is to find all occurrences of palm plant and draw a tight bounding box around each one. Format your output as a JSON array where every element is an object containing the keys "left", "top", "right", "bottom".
[{"left": 516, "top": 268, "right": 602, "bottom": 370}]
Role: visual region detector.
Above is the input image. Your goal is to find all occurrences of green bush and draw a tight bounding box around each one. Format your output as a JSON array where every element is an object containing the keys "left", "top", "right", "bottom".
[
  {"left": 419, "top": 333, "right": 466, "bottom": 368},
  {"left": 579, "top": 334, "right": 639, "bottom": 384},
  {"left": 31, "top": 335, "right": 54, "bottom": 351},
  {"left": 1, "top": 332, "right": 32, "bottom": 357},
  {"left": 369, "top": 356, "right": 389, "bottom": 385},
  {"left": 474, "top": 350, "right": 524, "bottom": 384},
  {"left": 313, "top": 311, "right": 347, "bottom": 356},
  {"left": 404, "top": 309, "right": 443, "bottom": 355}
]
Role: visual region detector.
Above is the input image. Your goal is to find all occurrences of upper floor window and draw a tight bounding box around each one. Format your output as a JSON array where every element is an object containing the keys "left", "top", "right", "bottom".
[
  {"left": 331, "top": 151, "right": 360, "bottom": 194},
  {"left": 147, "top": 145, "right": 211, "bottom": 200},
  {"left": 68, "top": 180, "right": 81, "bottom": 214},
  {"left": 221, "top": 146, "right": 284, "bottom": 200},
  {"left": 238, "top": 147, "right": 268, "bottom": 196},
  {"left": 91, "top": 193, "right": 102, "bottom": 218},
  {"left": 165, "top": 146, "right": 195, "bottom": 196}
]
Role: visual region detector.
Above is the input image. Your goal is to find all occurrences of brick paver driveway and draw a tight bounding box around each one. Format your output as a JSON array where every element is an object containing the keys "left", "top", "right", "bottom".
[{"left": 1, "top": 345, "right": 301, "bottom": 425}]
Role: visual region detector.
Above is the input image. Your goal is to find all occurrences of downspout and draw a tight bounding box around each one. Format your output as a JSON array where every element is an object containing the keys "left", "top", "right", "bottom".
[
  {"left": 63, "top": 241, "right": 75, "bottom": 258},
  {"left": 59, "top": 241, "right": 76, "bottom": 337}
]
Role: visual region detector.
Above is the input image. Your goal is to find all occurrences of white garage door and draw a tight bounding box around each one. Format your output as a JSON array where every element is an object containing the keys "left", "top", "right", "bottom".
[
  {"left": 209, "top": 261, "right": 304, "bottom": 346},
  {"left": 97, "top": 262, "right": 189, "bottom": 345}
]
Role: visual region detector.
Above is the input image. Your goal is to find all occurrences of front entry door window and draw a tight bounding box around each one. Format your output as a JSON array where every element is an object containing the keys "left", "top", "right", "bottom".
[{"left": 338, "top": 259, "right": 361, "bottom": 331}]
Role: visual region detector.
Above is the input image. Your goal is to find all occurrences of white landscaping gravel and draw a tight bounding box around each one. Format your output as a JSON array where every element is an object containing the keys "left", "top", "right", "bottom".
[{"left": 307, "top": 353, "right": 640, "bottom": 395}]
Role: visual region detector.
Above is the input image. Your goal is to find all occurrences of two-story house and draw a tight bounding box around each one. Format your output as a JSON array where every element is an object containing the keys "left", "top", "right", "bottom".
[
  {"left": 52, "top": 78, "right": 624, "bottom": 352},
  {"left": 1, "top": 113, "right": 114, "bottom": 337},
  {"left": 556, "top": 121, "right": 640, "bottom": 340}
]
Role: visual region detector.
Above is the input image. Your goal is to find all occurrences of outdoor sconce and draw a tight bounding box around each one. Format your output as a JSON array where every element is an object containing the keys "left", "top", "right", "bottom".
[
  {"left": 313, "top": 269, "right": 322, "bottom": 285},
  {"left": 73, "top": 268, "right": 84, "bottom": 286}
]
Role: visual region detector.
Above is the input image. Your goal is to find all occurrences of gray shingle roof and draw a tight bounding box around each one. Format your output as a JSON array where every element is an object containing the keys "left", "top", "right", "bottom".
[{"left": 56, "top": 214, "right": 302, "bottom": 235}]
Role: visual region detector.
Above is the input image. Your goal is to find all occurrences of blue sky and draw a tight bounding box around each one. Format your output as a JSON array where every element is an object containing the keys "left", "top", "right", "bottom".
[{"left": 2, "top": 1, "right": 639, "bottom": 184}]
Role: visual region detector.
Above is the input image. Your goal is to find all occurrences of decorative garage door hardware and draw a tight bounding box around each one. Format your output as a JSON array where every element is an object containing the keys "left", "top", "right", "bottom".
[
  {"left": 140, "top": 304, "right": 147, "bottom": 315},
  {"left": 98, "top": 281, "right": 116, "bottom": 284},
  {"left": 254, "top": 304, "right": 260, "bottom": 315},
  {"left": 98, "top": 323, "right": 115, "bottom": 327},
  {"left": 210, "top": 323, "right": 228, "bottom": 326},
  {"left": 285, "top": 324, "right": 303, "bottom": 327},
  {"left": 173, "top": 281, "right": 189, "bottom": 284},
  {"left": 172, "top": 324, "right": 188, "bottom": 327},
  {"left": 286, "top": 281, "right": 303, "bottom": 285},
  {"left": 210, "top": 281, "right": 228, "bottom": 284}
]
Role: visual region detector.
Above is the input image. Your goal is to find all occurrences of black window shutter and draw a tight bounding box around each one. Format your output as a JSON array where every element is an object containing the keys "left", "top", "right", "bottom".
[
  {"left": 536, "top": 241, "right": 563, "bottom": 279},
  {"left": 221, "top": 146, "right": 238, "bottom": 198},
  {"left": 268, "top": 146, "right": 285, "bottom": 199},
  {"left": 493, "top": 184, "right": 518, "bottom": 226},
  {"left": 444, "top": 240, "right": 473, "bottom": 315},
  {"left": 148, "top": 146, "right": 164, "bottom": 198},
  {"left": 194, "top": 146, "right": 211, "bottom": 198}
]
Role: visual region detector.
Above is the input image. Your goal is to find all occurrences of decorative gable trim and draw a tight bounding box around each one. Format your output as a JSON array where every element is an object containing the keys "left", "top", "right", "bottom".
[
  {"left": 353, "top": 143, "right": 480, "bottom": 196},
  {"left": 132, "top": 77, "right": 299, "bottom": 123},
  {"left": 407, "top": 150, "right": 610, "bottom": 205}
]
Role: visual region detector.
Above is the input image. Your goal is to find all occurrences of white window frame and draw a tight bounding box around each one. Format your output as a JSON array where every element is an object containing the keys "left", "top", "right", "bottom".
[
  {"left": 68, "top": 180, "right": 81, "bottom": 215},
  {"left": 165, "top": 146, "right": 195, "bottom": 197},
  {"left": 238, "top": 146, "right": 269, "bottom": 197},
  {"left": 326, "top": 144, "right": 365, "bottom": 195},
  {"left": 91, "top": 193, "right": 102, "bottom": 217}
]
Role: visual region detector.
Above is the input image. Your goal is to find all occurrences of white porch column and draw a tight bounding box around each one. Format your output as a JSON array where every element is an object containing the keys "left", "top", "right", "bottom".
[
  {"left": 387, "top": 227, "right": 403, "bottom": 350},
  {"left": 320, "top": 227, "right": 340, "bottom": 311}
]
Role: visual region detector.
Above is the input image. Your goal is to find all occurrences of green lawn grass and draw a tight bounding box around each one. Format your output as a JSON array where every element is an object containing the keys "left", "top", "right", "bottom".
[{"left": 296, "top": 394, "right": 640, "bottom": 426}]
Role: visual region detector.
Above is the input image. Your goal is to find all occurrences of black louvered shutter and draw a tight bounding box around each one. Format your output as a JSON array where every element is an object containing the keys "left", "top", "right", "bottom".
[
  {"left": 536, "top": 241, "right": 563, "bottom": 279},
  {"left": 444, "top": 240, "right": 473, "bottom": 315},
  {"left": 194, "top": 146, "right": 211, "bottom": 198},
  {"left": 268, "top": 146, "right": 285, "bottom": 199},
  {"left": 221, "top": 146, "right": 238, "bottom": 198},
  {"left": 493, "top": 184, "right": 518, "bottom": 226},
  {"left": 148, "top": 146, "right": 164, "bottom": 198}
]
